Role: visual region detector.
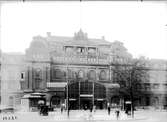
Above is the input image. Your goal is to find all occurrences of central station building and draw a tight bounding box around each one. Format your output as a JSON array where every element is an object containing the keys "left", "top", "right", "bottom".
[
  {"left": 1, "top": 30, "right": 167, "bottom": 110},
  {"left": 21, "top": 30, "right": 126, "bottom": 110}
]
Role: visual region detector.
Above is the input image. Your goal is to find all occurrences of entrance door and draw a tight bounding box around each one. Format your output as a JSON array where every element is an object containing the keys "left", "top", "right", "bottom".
[
  {"left": 81, "top": 99, "right": 92, "bottom": 110},
  {"left": 50, "top": 96, "right": 61, "bottom": 108}
]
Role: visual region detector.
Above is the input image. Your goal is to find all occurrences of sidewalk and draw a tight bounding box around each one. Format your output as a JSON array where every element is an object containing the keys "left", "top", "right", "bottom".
[
  {"left": 46, "top": 110, "right": 148, "bottom": 121},
  {"left": 72, "top": 110, "right": 148, "bottom": 121},
  {"left": 0, "top": 110, "right": 149, "bottom": 121}
]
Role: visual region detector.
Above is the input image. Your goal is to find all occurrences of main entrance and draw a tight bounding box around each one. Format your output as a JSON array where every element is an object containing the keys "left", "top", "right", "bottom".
[
  {"left": 67, "top": 80, "right": 106, "bottom": 109},
  {"left": 80, "top": 98, "right": 93, "bottom": 110}
]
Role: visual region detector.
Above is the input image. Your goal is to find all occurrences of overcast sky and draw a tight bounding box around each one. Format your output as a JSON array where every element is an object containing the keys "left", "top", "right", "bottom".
[{"left": 1, "top": 1, "right": 167, "bottom": 59}]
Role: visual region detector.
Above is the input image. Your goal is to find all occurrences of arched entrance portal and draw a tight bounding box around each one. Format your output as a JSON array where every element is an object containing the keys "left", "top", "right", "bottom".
[
  {"left": 67, "top": 81, "right": 106, "bottom": 110},
  {"left": 50, "top": 96, "right": 61, "bottom": 108},
  {"left": 111, "top": 96, "right": 120, "bottom": 107}
]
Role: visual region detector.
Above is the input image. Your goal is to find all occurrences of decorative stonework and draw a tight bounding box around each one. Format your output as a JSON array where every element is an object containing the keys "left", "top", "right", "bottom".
[{"left": 74, "top": 29, "right": 88, "bottom": 41}]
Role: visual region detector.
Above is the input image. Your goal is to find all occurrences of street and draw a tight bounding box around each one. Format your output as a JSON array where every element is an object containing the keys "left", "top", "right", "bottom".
[{"left": 0, "top": 109, "right": 167, "bottom": 122}]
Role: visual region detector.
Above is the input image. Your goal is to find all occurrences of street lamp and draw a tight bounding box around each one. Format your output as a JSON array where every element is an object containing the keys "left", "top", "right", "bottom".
[
  {"left": 66, "top": 66, "right": 69, "bottom": 118},
  {"left": 130, "top": 70, "right": 134, "bottom": 118}
]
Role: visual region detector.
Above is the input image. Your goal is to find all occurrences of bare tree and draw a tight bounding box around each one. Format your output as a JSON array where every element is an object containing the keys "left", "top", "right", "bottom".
[{"left": 113, "top": 56, "right": 149, "bottom": 110}]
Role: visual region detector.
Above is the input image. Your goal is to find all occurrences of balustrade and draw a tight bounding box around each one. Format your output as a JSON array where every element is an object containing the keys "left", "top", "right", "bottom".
[{"left": 51, "top": 52, "right": 111, "bottom": 65}]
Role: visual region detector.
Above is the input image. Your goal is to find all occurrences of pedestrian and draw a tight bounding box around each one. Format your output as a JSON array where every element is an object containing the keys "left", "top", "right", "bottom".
[
  {"left": 107, "top": 103, "right": 111, "bottom": 115},
  {"left": 115, "top": 109, "right": 120, "bottom": 120},
  {"left": 61, "top": 105, "right": 63, "bottom": 114},
  {"left": 125, "top": 108, "right": 128, "bottom": 115},
  {"left": 90, "top": 105, "right": 93, "bottom": 112},
  {"left": 93, "top": 105, "right": 96, "bottom": 112}
]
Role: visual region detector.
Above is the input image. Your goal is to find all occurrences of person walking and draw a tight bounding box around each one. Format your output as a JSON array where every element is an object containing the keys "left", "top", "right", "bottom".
[
  {"left": 115, "top": 109, "right": 120, "bottom": 120},
  {"left": 60, "top": 104, "right": 63, "bottom": 114},
  {"left": 107, "top": 102, "right": 111, "bottom": 115},
  {"left": 93, "top": 105, "right": 96, "bottom": 112}
]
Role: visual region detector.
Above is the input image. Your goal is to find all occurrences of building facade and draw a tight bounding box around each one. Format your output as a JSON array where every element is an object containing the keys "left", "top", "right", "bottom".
[
  {"left": 21, "top": 30, "right": 120, "bottom": 110},
  {"left": 1, "top": 30, "right": 167, "bottom": 110},
  {"left": 0, "top": 53, "right": 25, "bottom": 108},
  {"left": 143, "top": 60, "right": 167, "bottom": 109}
]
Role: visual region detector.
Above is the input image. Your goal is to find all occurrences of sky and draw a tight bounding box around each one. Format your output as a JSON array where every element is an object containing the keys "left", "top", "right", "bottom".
[{"left": 0, "top": 1, "right": 167, "bottom": 59}]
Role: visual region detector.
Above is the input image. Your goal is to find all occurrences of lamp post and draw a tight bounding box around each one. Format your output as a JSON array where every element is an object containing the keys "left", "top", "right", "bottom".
[
  {"left": 130, "top": 70, "right": 134, "bottom": 118},
  {"left": 66, "top": 66, "right": 69, "bottom": 118}
]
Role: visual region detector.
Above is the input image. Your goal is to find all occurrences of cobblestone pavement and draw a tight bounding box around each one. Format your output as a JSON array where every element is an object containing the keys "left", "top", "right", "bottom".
[{"left": 0, "top": 109, "right": 167, "bottom": 122}]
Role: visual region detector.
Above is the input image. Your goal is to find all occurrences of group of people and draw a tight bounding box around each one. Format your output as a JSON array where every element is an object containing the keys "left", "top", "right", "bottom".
[
  {"left": 107, "top": 103, "right": 120, "bottom": 120},
  {"left": 107, "top": 102, "right": 132, "bottom": 120},
  {"left": 38, "top": 101, "right": 131, "bottom": 119},
  {"left": 38, "top": 103, "right": 49, "bottom": 116}
]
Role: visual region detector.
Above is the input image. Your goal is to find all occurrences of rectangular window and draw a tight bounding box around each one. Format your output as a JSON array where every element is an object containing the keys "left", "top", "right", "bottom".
[{"left": 21, "top": 72, "right": 25, "bottom": 80}]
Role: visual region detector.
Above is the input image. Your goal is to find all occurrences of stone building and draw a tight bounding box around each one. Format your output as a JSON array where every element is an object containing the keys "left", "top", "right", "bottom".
[
  {"left": 143, "top": 59, "right": 167, "bottom": 109},
  {"left": 21, "top": 30, "right": 120, "bottom": 110},
  {"left": 0, "top": 52, "right": 25, "bottom": 108},
  {"left": 1, "top": 30, "right": 167, "bottom": 110}
]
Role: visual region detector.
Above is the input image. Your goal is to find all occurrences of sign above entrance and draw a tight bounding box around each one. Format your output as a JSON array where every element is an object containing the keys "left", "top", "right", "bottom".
[
  {"left": 47, "top": 82, "right": 67, "bottom": 88},
  {"left": 96, "top": 99, "right": 104, "bottom": 101},
  {"left": 125, "top": 101, "right": 132, "bottom": 104},
  {"left": 80, "top": 94, "right": 93, "bottom": 97}
]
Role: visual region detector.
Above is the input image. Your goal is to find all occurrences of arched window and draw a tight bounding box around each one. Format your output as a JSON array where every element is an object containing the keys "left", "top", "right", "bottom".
[
  {"left": 99, "top": 70, "right": 107, "bottom": 80},
  {"left": 153, "top": 97, "right": 159, "bottom": 106},
  {"left": 78, "top": 70, "right": 84, "bottom": 78},
  {"left": 88, "top": 70, "right": 96, "bottom": 80},
  {"left": 9, "top": 96, "right": 14, "bottom": 107},
  {"left": 35, "top": 68, "right": 42, "bottom": 79},
  {"left": 51, "top": 96, "right": 61, "bottom": 107},
  {"left": 68, "top": 70, "right": 75, "bottom": 79},
  {"left": 53, "top": 69, "right": 65, "bottom": 79}
]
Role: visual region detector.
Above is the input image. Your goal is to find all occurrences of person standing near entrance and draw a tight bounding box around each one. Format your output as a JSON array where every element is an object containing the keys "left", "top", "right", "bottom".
[
  {"left": 107, "top": 102, "right": 111, "bottom": 115},
  {"left": 115, "top": 109, "right": 120, "bottom": 120},
  {"left": 60, "top": 104, "right": 63, "bottom": 114}
]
